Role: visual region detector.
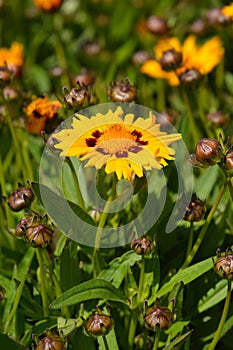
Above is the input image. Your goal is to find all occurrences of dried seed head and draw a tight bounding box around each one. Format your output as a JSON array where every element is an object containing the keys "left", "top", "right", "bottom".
[
  {"left": 195, "top": 138, "right": 222, "bottom": 167},
  {"left": 15, "top": 216, "right": 34, "bottom": 238},
  {"left": 8, "top": 186, "right": 35, "bottom": 212},
  {"left": 214, "top": 250, "right": 233, "bottom": 280},
  {"left": 224, "top": 150, "right": 233, "bottom": 171},
  {"left": 160, "top": 49, "right": 182, "bottom": 72},
  {"left": 84, "top": 308, "right": 114, "bottom": 337},
  {"left": 25, "top": 223, "right": 54, "bottom": 248},
  {"left": 36, "top": 333, "right": 65, "bottom": 350},
  {"left": 62, "top": 86, "right": 90, "bottom": 110},
  {"left": 183, "top": 193, "right": 206, "bottom": 222},
  {"left": 144, "top": 304, "right": 173, "bottom": 331},
  {"left": 107, "top": 79, "right": 138, "bottom": 102},
  {"left": 131, "top": 236, "right": 155, "bottom": 255},
  {"left": 179, "top": 69, "right": 202, "bottom": 86},
  {"left": 146, "top": 16, "right": 168, "bottom": 35},
  {"left": 207, "top": 111, "right": 228, "bottom": 128}
]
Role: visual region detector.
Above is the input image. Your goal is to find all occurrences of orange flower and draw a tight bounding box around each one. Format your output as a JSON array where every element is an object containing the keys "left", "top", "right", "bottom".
[
  {"left": 0, "top": 42, "right": 24, "bottom": 76},
  {"left": 141, "top": 35, "right": 224, "bottom": 86},
  {"left": 25, "top": 96, "right": 62, "bottom": 135},
  {"left": 221, "top": 3, "right": 233, "bottom": 20},
  {"left": 34, "top": 0, "right": 63, "bottom": 11}
]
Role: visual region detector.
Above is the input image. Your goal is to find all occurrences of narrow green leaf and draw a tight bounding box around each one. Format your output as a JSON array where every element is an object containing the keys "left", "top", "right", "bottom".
[
  {"left": 97, "top": 329, "right": 120, "bottom": 350},
  {"left": 198, "top": 279, "right": 229, "bottom": 313},
  {"left": 0, "top": 334, "right": 28, "bottom": 350},
  {"left": 162, "top": 329, "right": 193, "bottom": 350},
  {"left": 57, "top": 316, "right": 78, "bottom": 336},
  {"left": 50, "top": 279, "right": 127, "bottom": 309},
  {"left": 157, "top": 258, "right": 213, "bottom": 298}
]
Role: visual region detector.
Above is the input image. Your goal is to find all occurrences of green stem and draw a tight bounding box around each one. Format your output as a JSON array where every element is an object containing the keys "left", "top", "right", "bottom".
[
  {"left": 138, "top": 256, "right": 145, "bottom": 303},
  {"left": 181, "top": 181, "right": 227, "bottom": 270},
  {"left": 93, "top": 187, "right": 115, "bottom": 253},
  {"left": 152, "top": 329, "right": 161, "bottom": 350},
  {"left": 208, "top": 280, "right": 232, "bottom": 350},
  {"left": 221, "top": 167, "right": 233, "bottom": 202},
  {"left": 181, "top": 87, "right": 200, "bottom": 145},
  {"left": 66, "top": 157, "right": 85, "bottom": 210},
  {"left": 128, "top": 311, "right": 138, "bottom": 349},
  {"left": 103, "top": 336, "right": 110, "bottom": 350},
  {"left": 185, "top": 221, "right": 194, "bottom": 259},
  {"left": 36, "top": 249, "right": 49, "bottom": 317}
]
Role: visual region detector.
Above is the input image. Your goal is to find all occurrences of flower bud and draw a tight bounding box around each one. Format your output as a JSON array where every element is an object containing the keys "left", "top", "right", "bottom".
[
  {"left": 132, "top": 51, "right": 151, "bottom": 65},
  {"left": 224, "top": 150, "right": 233, "bottom": 171},
  {"left": 25, "top": 223, "right": 54, "bottom": 248},
  {"left": 190, "top": 19, "right": 206, "bottom": 34},
  {"left": 183, "top": 193, "right": 206, "bottom": 222},
  {"left": 214, "top": 249, "right": 233, "bottom": 280},
  {"left": 36, "top": 333, "right": 65, "bottom": 350},
  {"left": 206, "top": 7, "right": 228, "bottom": 26},
  {"left": 62, "top": 86, "right": 90, "bottom": 110},
  {"left": 146, "top": 16, "right": 168, "bottom": 35},
  {"left": 0, "top": 285, "right": 6, "bottom": 301},
  {"left": 8, "top": 186, "right": 35, "bottom": 212},
  {"left": 207, "top": 111, "right": 228, "bottom": 128},
  {"left": 72, "top": 69, "right": 95, "bottom": 88},
  {"left": 144, "top": 304, "right": 173, "bottom": 331},
  {"left": 84, "top": 307, "right": 114, "bottom": 337},
  {"left": 107, "top": 79, "right": 138, "bottom": 103},
  {"left": 160, "top": 49, "right": 182, "bottom": 72},
  {"left": 131, "top": 236, "right": 155, "bottom": 255},
  {"left": 15, "top": 216, "right": 34, "bottom": 238},
  {"left": 0, "top": 66, "right": 12, "bottom": 83},
  {"left": 194, "top": 138, "right": 222, "bottom": 167},
  {"left": 179, "top": 69, "right": 202, "bottom": 86}
]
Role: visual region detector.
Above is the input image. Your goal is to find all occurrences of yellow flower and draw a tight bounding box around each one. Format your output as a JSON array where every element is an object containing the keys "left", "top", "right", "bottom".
[
  {"left": 221, "top": 3, "right": 233, "bottom": 20},
  {"left": 25, "top": 96, "right": 62, "bottom": 135},
  {"left": 141, "top": 35, "right": 224, "bottom": 86},
  {"left": 34, "top": 0, "right": 63, "bottom": 11},
  {"left": 0, "top": 42, "right": 24, "bottom": 76},
  {"left": 54, "top": 106, "right": 181, "bottom": 180}
]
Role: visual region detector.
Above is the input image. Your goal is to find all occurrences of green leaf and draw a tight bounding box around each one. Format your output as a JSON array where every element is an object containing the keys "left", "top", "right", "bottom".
[
  {"left": 57, "top": 316, "right": 78, "bottom": 336},
  {"left": 32, "top": 182, "right": 96, "bottom": 226},
  {"left": 198, "top": 279, "right": 228, "bottom": 313},
  {"left": 97, "top": 329, "right": 120, "bottom": 350},
  {"left": 0, "top": 334, "right": 28, "bottom": 350},
  {"left": 141, "top": 254, "right": 160, "bottom": 302},
  {"left": 157, "top": 258, "right": 213, "bottom": 298},
  {"left": 162, "top": 329, "right": 193, "bottom": 350},
  {"left": 50, "top": 279, "right": 127, "bottom": 309}
]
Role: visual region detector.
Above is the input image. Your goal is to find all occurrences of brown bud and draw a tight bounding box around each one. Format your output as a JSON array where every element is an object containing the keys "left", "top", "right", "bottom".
[
  {"left": 160, "top": 49, "right": 182, "bottom": 72},
  {"left": 107, "top": 79, "right": 138, "bottom": 103},
  {"left": 81, "top": 41, "right": 101, "bottom": 56},
  {"left": 207, "top": 111, "right": 228, "bottom": 128},
  {"left": 131, "top": 236, "right": 155, "bottom": 255},
  {"left": 62, "top": 86, "right": 90, "bottom": 110},
  {"left": 179, "top": 69, "right": 202, "bottom": 86},
  {"left": 72, "top": 69, "right": 95, "bottom": 88},
  {"left": 0, "top": 66, "right": 12, "bottom": 82},
  {"left": 214, "top": 249, "right": 233, "bottom": 280},
  {"left": 84, "top": 308, "right": 114, "bottom": 337},
  {"left": 0, "top": 285, "right": 6, "bottom": 301},
  {"left": 146, "top": 16, "right": 168, "bottom": 35},
  {"left": 194, "top": 138, "right": 222, "bottom": 167},
  {"left": 206, "top": 7, "right": 228, "bottom": 26},
  {"left": 183, "top": 193, "right": 206, "bottom": 222},
  {"left": 144, "top": 304, "right": 173, "bottom": 331},
  {"left": 224, "top": 150, "right": 233, "bottom": 171},
  {"left": 190, "top": 19, "right": 206, "bottom": 34},
  {"left": 15, "top": 216, "right": 34, "bottom": 238},
  {"left": 8, "top": 186, "right": 35, "bottom": 212},
  {"left": 36, "top": 333, "right": 65, "bottom": 350},
  {"left": 25, "top": 223, "right": 54, "bottom": 248},
  {"left": 132, "top": 51, "right": 151, "bottom": 65}
]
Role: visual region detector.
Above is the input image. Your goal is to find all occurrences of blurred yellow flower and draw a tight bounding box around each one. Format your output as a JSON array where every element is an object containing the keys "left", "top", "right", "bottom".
[
  {"left": 25, "top": 96, "right": 62, "bottom": 135},
  {"left": 141, "top": 35, "right": 224, "bottom": 86},
  {"left": 34, "top": 0, "right": 63, "bottom": 11},
  {"left": 221, "top": 3, "right": 233, "bottom": 20},
  {"left": 0, "top": 42, "right": 24, "bottom": 76},
  {"left": 54, "top": 106, "right": 181, "bottom": 180}
]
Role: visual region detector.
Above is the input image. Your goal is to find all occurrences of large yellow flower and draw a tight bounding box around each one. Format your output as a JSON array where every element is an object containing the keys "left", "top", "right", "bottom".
[
  {"left": 0, "top": 42, "right": 24, "bottom": 76},
  {"left": 141, "top": 35, "right": 224, "bottom": 86},
  {"left": 54, "top": 106, "right": 181, "bottom": 180},
  {"left": 221, "top": 3, "right": 233, "bottom": 20}
]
